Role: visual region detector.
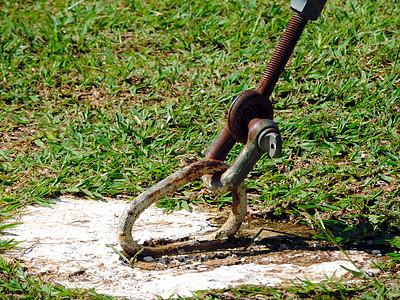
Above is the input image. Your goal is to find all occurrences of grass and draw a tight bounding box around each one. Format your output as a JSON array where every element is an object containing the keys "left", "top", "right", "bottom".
[
  {"left": 0, "top": 0, "right": 399, "bottom": 298},
  {"left": 192, "top": 276, "right": 400, "bottom": 299},
  {"left": 0, "top": 256, "right": 116, "bottom": 299}
]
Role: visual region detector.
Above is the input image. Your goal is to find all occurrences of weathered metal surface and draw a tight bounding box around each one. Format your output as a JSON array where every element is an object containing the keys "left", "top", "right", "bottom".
[
  {"left": 118, "top": 160, "right": 248, "bottom": 257},
  {"left": 227, "top": 13, "right": 308, "bottom": 143},
  {"left": 256, "top": 13, "right": 308, "bottom": 98},
  {"left": 203, "top": 119, "right": 281, "bottom": 194},
  {"left": 204, "top": 124, "right": 236, "bottom": 161},
  {"left": 227, "top": 90, "right": 273, "bottom": 144},
  {"left": 134, "top": 236, "right": 246, "bottom": 258},
  {"left": 258, "top": 128, "right": 282, "bottom": 158}
]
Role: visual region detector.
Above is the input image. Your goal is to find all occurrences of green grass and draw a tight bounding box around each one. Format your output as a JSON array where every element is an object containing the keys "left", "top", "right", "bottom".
[
  {"left": 0, "top": 256, "right": 117, "bottom": 299},
  {"left": 192, "top": 276, "right": 400, "bottom": 300},
  {"left": 1, "top": 0, "right": 400, "bottom": 298}
]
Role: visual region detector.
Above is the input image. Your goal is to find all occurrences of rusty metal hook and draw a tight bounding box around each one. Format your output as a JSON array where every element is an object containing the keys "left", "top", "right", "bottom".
[{"left": 118, "top": 160, "right": 247, "bottom": 257}]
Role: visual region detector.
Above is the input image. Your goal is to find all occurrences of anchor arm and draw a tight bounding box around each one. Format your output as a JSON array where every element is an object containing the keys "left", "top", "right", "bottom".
[{"left": 118, "top": 160, "right": 248, "bottom": 257}]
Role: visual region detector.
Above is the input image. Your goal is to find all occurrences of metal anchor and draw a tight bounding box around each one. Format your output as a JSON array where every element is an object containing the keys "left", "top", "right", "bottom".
[
  {"left": 118, "top": 120, "right": 280, "bottom": 257},
  {"left": 118, "top": 0, "right": 327, "bottom": 258}
]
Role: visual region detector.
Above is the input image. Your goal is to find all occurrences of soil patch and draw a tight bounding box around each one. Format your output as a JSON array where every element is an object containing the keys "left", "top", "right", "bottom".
[{"left": 4, "top": 196, "right": 382, "bottom": 299}]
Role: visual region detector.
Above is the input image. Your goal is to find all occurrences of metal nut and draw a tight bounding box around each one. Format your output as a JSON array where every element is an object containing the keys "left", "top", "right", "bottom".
[
  {"left": 258, "top": 130, "right": 282, "bottom": 158},
  {"left": 290, "top": 0, "right": 327, "bottom": 20}
]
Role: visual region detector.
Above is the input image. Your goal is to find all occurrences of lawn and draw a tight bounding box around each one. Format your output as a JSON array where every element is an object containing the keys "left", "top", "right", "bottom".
[{"left": 1, "top": 0, "right": 399, "bottom": 298}]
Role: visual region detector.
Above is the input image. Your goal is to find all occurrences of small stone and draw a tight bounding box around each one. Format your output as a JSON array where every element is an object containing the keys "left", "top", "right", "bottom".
[
  {"left": 216, "top": 253, "right": 227, "bottom": 259},
  {"left": 178, "top": 256, "right": 188, "bottom": 262},
  {"left": 184, "top": 258, "right": 193, "bottom": 264},
  {"left": 201, "top": 255, "right": 210, "bottom": 261},
  {"left": 371, "top": 250, "right": 381, "bottom": 255},
  {"left": 143, "top": 256, "right": 153, "bottom": 262},
  {"left": 261, "top": 257, "right": 270, "bottom": 262},
  {"left": 312, "top": 242, "right": 321, "bottom": 248},
  {"left": 279, "top": 244, "right": 287, "bottom": 250}
]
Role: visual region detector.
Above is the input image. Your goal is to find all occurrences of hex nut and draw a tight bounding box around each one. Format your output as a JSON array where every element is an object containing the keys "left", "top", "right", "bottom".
[{"left": 290, "top": 0, "right": 327, "bottom": 20}]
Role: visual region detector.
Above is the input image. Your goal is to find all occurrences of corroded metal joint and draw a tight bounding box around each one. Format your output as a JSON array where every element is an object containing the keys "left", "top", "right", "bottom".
[{"left": 203, "top": 119, "right": 281, "bottom": 194}]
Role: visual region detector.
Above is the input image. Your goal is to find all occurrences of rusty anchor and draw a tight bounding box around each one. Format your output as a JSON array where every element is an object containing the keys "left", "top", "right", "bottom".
[
  {"left": 118, "top": 120, "right": 280, "bottom": 257},
  {"left": 118, "top": 0, "right": 327, "bottom": 258}
]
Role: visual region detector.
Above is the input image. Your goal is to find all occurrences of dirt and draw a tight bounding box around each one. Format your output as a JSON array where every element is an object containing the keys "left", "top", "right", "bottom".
[{"left": 3, "top": 196, "right": 384, "bottom": 299}]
